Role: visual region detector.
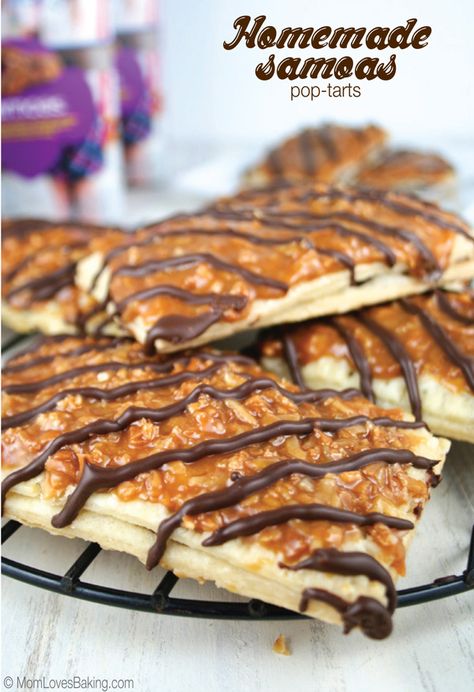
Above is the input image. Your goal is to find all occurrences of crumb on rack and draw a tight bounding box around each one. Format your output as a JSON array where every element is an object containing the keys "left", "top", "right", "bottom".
[{"left": 272, "top": 634, "right": 291, "bottom": 656}]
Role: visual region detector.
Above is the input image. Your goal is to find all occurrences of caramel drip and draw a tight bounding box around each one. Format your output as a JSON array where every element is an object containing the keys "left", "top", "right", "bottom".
[
  {"left": 280, "top": 547, "right": 396, "bottom": 612},
  {"left": 202, "top": 504, "right": 413, "bottom": 547},
  {"left": 147, "top": 449, "right": 433, "bottom": 569},
  {"left": 327, "top": 317, "right": 374, "bottom": 401},
  {"left": 435, "top": 290, "right": 474, "bottom": 326},
  {"left": 356, "top": 313, "right": 422, "bottom": 420},
  {"left": 299, "top": 589, "right": 392, "bottom": 639},
  {"left": 400, "top": 299, "right": 474, "bottom": 391}
]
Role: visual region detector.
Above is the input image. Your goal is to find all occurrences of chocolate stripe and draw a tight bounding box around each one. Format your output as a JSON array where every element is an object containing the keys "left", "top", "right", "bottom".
[
  {"left": 259, "top": 216, "right": 398, "bottom": 268},
  {"left": 3, "top": 360, "right": 173, "bottom": 394},
  {"left": 2, "top": 338, "right": 128, "bottom": 375},
  {"left": 3, "top": 371, "right": 347, "bottom": 430},
  {"left": 356, "top": 313, "right": 422, "bottom": 420},
  {"left": 400, "top": 299, "right": 474, "bottom": 391},
  {"left": 281, "top": 331, "right": 305, "bottom": 389},
  {"left": 299, "top": 589, "right": 392, "bottom": 639},
  {"left": 328, "top": 317, "right": 374, "bottom": 401},
  {"left": 6, "top": 263, "right": 77, "bottom": 301},
  {"left": 299, "top": 130, "right": 318, "bottom": 175},
  {"left": 318, "top": 125, "right": 338, "bottom": 161},
  {"left": 280, "top": 547, "right": 396, "bottom": 612},
  {"left": 5, "top": 241, "right": 86, "bottom": 283},
  {"left": 144, "top": 311, "right": 223, "bottom": 352},
  {"left": 147, "top": 448, "right": 435, "bottom": 568},
  {"left": 115, "top": 285, "right": 248, "bottom": 313},
  {"left": 435, "top": 290, "right": 474, "bottom": 326},
  {"left": 3, "top": 352, "right": 253, "bottom": 394},
  {"left": 300, "top": 187, "right": 472, "bottom": 240},
  {"left": 266, "top": 148, "right": 284, "bottom": 176},
  {"left": 112, "top": 253, "right": 288, "bottom": 292},
  {"left": 202, "top": 504, "right": 414, "bottom": 546}
]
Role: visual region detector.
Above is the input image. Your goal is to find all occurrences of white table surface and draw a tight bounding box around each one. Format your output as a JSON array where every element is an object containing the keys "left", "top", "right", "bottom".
[{"left": 2, "top": 175, "right": 474, "bottom": 692}]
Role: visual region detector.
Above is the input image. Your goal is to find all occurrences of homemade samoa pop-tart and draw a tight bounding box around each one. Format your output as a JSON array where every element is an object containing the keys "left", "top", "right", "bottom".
[
  {"left": 76, "top": 183, "right": 474, "bottom": 352},
  {"left": 2, "top": 337, "right": 449, "bottom": 639}
]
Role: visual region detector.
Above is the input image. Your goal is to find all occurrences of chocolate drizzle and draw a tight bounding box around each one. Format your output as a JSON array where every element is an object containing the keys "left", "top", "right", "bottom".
[
  {"left": 356, "top": 313, "right": 422, "bottom": 420},
  {"left": 300, "top": 187, "right": 473, "bottom": 241},
  {"left": 299, "top": 129, "right": 318, "bottom": 175},
  {"left": 3, "top": 351, "right": 253, "bottom": 394},
  {"left": 258, "top": 216, "right": 398, "bottom": 270},
  {"left": 299, "top": 589, "right": 393, "bottom": 639},
  {"left": 327, "top": 317, "right": 374, "bottom": 401},
  {"left": 280, "top": 547, "right": 396, "bottom": 612},
  {"left": 434, "top": 290, "right": 474, "bottom": 326},
  {"left": 6, "top": 262, "right": 77, "bottom": 301},
  {"left": 113, "top": 253, "right": 288, "bottom": 292},
  {"left": 202, "top": 504, "right": 413, "bottom": 547},
  {"left": 399, "top": 299, "right": 474, "bottom": 391},
  {"left": 2, "top": 338, "right": 128, "bottom": 375},
  {"left": 147, "top": 448, "right": 433, "bottom": 569},
  {"left": 281, "top": 331, "right": 305, "bottom": 388}
]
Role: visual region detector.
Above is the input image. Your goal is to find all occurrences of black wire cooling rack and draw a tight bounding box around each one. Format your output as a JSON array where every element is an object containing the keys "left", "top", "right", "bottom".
[{"left": 2, "top": 332, "right": 474, "bottom": 619}]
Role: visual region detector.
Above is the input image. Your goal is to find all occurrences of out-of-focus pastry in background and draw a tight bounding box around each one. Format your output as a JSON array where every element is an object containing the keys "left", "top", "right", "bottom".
[
  {"left": 243, "top": 123, "right": 388, "bottom": 188},
  {"left": 355, "top": 149, "right": 455, "bottom": 196},
  {"left": 243, "top": 123, "right": 456, "bottom": 204}
]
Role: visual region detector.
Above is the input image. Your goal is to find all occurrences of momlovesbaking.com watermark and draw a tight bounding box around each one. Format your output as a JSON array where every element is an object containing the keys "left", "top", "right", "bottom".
[{"left": 3, "top": 676, "right": 134, "bottom": 691}]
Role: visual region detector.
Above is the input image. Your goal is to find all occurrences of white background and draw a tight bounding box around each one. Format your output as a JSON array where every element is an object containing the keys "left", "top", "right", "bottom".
[{"left": 160, "top": 0, "right": 474, "bottom": 146}]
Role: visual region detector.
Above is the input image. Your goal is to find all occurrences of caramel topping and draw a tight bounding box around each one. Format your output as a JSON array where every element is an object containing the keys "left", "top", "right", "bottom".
[{"left": 3, "top": 338, "right": 437, "bottom": 589}]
